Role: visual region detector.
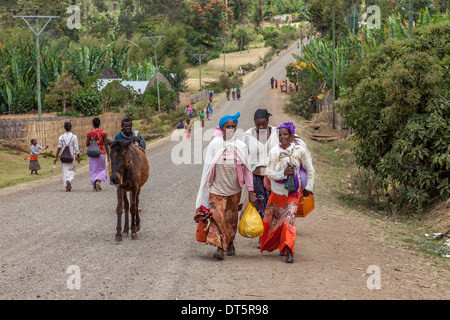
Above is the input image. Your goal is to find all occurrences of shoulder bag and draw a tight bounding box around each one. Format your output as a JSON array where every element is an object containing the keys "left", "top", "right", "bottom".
[{"left": 87, "top": 138, "right": 101, "bottom": 158}]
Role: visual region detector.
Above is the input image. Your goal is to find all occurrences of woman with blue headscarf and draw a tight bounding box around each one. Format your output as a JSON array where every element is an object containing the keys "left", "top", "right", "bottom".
[
  {"left": 259, "top": 121, "right": 314, "bottom": 263},
  {"left": 195, "top": 112, "right": 257, "bottom": 260}
]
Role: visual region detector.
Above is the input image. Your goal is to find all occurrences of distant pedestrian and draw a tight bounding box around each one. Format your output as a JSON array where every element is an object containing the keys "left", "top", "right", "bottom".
[
  {"left": 270, "top": 77, "right": 275, "bottom": 89},
  {"left": 54, "top": 122, "right": 81, "bottom": 192},
  {"left": 185, "top": 104, "right": 192, "bottom": 118},
  {"left": 231, "top": 86, "right": 236, "bottom": 100},
  {"left": 263, "top": 60, "right": 267, "bottom": 69},
  {"left": 206, "top": 103, "right": 213, "bottom": 120},
  {"left": 209, "top": 89, "right": 214, "bottom": 102},
  {"left": 185, "top": 119, "right": 192, "bottom": 141},
  {"left": 177, "top": 119, "right": 185, "bottom": 129},
  {"left": 275, "top": 79, "right": 278, "bottom": 89},
  {"left": 86, "top": 117, "right": 108, "bottom": 192},
  {"left": 29, "top": 139, "right": 48, "bottom": 175},
  {"left": 199, "top": 109, "right": 205, "bottom": 127}
]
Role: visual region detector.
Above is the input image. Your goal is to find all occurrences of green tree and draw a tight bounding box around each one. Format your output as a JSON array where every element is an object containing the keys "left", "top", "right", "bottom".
[
  {"left": 337, "top": 22, "right": 450, "bottom": 213},
  {"left": 44, "top": 72, "right": 81, "bottom": 112}
]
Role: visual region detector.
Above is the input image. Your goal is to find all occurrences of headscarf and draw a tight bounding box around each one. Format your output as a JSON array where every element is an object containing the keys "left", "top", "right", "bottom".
[
  {"left": 277, "top": 121, "right": 296, "bottom": 133},
  {"left": 219, "top": 112, "right": 240, "bottom": 128}
]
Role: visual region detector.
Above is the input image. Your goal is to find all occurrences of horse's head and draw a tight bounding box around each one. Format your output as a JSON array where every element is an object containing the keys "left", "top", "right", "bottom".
[{"left": 108, "top": 139, "right": 133, "bottom": 185}]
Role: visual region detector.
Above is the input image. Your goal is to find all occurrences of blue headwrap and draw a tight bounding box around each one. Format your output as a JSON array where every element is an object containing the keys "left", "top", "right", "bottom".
[{"left": 219, "top": 112, "right": 240, "bottom": 128}]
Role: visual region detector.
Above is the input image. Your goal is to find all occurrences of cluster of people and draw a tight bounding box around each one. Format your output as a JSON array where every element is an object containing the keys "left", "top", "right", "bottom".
[
  {"left": 30, "top": 118, "right": 145, "bottom": 192},
  {"left": 270, "top": 77, "right": 298, "bottom": 93},
  {"left": 226, "top": 86, "right": 242, "bottom": 101},
  {"left": 195, "top": 109, "right": 314, "bottom": 263},
  {"left": 29, "top": 106, "right": 314, "bottom": 264},
  {"left": 179, "top": 102, "right": 214, "bottom": 140}
]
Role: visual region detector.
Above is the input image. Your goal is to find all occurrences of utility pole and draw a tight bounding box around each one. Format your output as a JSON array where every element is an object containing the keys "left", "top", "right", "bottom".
[
  {"left": 14, "top": 9, "right": 60, "bottom": 122},
  {"left": 300, "top": 24, "right": 303, "bottom": 53},
  {"left": 191, "top": 53, "right": 207, "bottom": 91},
  {"left": 143, "top": 33, "right": 165, "bottom": 113},
  {"left": 332, "top": 6, "right": 336, "bottom": 130},
  {"left": 408, "top": 0, "right": 413, "bottom": 35},
  {"left": 218, "top": 37, "right": 230, "bottom": 75}
]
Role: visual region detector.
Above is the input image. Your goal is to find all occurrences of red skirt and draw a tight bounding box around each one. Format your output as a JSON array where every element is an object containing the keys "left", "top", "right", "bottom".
[{"left": 260, "top": 190, "right": 301, "bottom": 254}]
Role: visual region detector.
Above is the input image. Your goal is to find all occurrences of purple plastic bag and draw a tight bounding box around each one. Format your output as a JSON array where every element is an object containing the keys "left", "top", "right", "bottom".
[{"left": 299, "top": 164, "right": 307, "bottom": 190}]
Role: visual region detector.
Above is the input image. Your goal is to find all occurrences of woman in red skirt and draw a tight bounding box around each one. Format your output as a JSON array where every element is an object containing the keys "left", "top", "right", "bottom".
[{"left": 260, "top": 121, "right": 314, "bottom": 263}]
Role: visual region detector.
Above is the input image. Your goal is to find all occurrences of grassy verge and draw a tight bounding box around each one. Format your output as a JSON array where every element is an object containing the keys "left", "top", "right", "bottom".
[{"left": 0, "top": 148, "right": 89, "bottom": 190}]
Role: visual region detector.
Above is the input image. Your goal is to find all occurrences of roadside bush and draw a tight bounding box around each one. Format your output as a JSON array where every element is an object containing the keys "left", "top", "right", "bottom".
[
  {"left": 337, "top": 22, "right": 450, "bottom": 214},
  {"left": 100, "top": 80, "right": 132, "bottom": 112},
  {"left": 72, "top": 88, "right": 102, "bottom": 117},
  {"left": 285, "top": 64, "right": 321, "bottom": 120}
]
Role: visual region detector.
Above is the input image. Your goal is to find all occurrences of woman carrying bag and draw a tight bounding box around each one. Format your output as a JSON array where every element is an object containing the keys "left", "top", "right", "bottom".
[
  {"left": 86, "top": 117, "right": 108, "bottom": 192},
  {"left": 260, "top": 121, "right": 314, "bottom": 263},
  {"left": 195, "top": 112, "right": 257, "bottom": 260}
]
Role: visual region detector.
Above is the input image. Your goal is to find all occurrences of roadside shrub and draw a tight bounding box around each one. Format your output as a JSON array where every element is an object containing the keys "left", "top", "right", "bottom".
[
  {"left": 337, "top": 23, "right": 450, "bottom": 214},
  {"left": 285, "top": 64, "right": 321, "bottom": 120},
  {"left": 72, "top": 88, "right": 102, "bottom": 117}
]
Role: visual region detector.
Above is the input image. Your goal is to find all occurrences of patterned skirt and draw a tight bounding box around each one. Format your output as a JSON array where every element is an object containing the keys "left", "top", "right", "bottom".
[
  {"left": 253, "top": 174, "right": 271, "bottom": 219},
  {"left": 206, "top": 192, "right": 241, "bottom": 251},
  {"left": 260, "top": 190, "right": 301, "bottom": 254}
]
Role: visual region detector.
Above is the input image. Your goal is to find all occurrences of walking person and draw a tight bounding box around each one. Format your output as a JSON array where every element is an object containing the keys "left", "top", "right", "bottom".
[
  {"left": 199, "top": 109, "right": 205, "bottom": 127},
  {"left": 242, "top": 109, "right": 279, "bottom": 248},
  {"left": 260, "top": 121, "right": 314, "bottom": 263},
  {"left": 86, "top": 117, "right": 108, "bottom": 192},
  {"left": 226, "top": 87, "right": 231, "bottom": 101},
  {"left": 206, "top": 103, "right": 213, "bottom": 121},
  {"left": 209, "top": 89, "right": 214, "bottom": 102},
  {"left": 53, "top": 122, "right": 81, "bottom": 192},
  {"left": 231, "top": 86, "right": 236, "bottom": 100},
  {"left": 29, "top": 139, "right": 48, "bottom": 175},
  {"left": 275, "top": 79, "right": 278, "bottom": 89},
  {"left": 236, "top": 86, "right": 241, "bottom": 100},
  {"left": 270, "top": 77, "right": 275, "bottom": 89},
  {"left": 185, "top": 118, "right": 192, "bottom": 141},
  {"left": 195, "top": 112, "right": 257, "bottom": 260},
  {"left": 114, "top": 118, "right": 146, "bottom": 150}
]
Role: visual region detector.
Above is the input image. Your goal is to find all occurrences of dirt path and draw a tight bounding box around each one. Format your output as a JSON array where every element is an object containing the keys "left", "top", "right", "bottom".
[{"left": 0, "top": 45, "right": 448, "bottom": 301}]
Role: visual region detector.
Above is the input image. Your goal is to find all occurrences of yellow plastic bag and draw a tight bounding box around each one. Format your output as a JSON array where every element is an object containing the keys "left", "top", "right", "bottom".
[{"left": 238, "top": 203, "right": 264, "bottom": 238}]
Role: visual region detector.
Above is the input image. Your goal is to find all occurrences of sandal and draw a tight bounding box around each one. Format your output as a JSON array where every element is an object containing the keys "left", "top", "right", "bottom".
[
  {"left": 213, "top": 248, "right": 224, "bottom": 260},
  {"left": 285, "top": 249, "right": 294, "bottom": 263},
  {"left": 225, "top": 243, "right": 235, "bottom": 256}
]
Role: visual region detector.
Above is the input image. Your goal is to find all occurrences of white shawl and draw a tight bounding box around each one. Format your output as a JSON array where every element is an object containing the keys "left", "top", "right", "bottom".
[
  {"left": 242, "top": 126, "right": 280, "bottom": 172},
  {"left": 266, "top": 142, "right": 315, "bottom": 196},
  {"left": 196, "top": 135, "right": 252, "bottom": 209}
]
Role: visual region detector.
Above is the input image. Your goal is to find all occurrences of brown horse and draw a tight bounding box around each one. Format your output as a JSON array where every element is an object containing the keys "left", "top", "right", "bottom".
[{"left": 108, "top": 139, "right": 149, "bottom": 241}]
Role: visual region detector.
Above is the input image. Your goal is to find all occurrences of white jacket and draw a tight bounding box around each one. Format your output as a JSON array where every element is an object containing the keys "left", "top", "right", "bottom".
[{"left": 266, "top": 142, "right": 315, "bottom": 196}]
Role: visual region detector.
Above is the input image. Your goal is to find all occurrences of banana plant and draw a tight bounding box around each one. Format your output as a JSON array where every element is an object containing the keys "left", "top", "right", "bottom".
[{"left": 123, "top": 59, "right": 156, "bottom": 81}]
